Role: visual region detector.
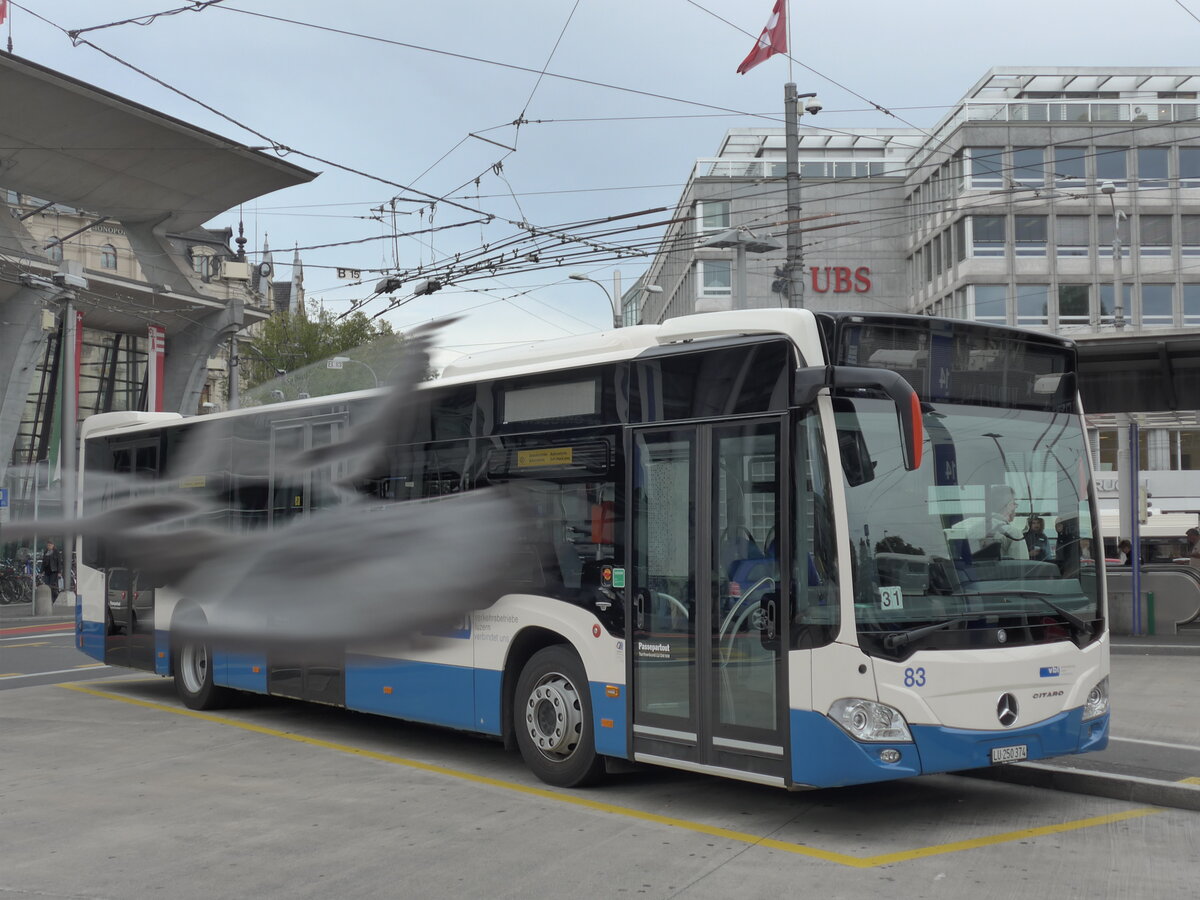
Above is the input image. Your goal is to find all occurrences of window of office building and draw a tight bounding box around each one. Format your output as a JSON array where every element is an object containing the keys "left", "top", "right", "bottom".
[
  {"left": 47, "top": 239, "right": 63, "bottom": 264},
  {"left": 1180, "top": 147, "right": 1200, "bottom": 185},
  {"left": 972, "top": 284, "right": 1007, "bottom": 324},
  {"left": 1141, "top": 284, "right": 1174, "bottom": 327},
  {"left": 1012, "top": 148, "right": 1044, "bottom": 186},
  {"left": 697, "top": 199, "right": 730, "bottom": 233},
  {"left": 971, "top": 215, "right": 1005, "bottom": 256},
  {"left": 1015, "top": 284, "right": 1049, "bottom": 326},
  {"left": 955, "top": 218, "right": 967, "bottom": 262},
  {"left": 100, "top": 244, "right": 118, "bottom": 269},
  {"left": 1139, "top": 215, "right": 1173, "bottom": 256},
  {"left": 1014, "top": 215, "right": 1047, "bottom": 256},
  {"left": 1095, "top": 147, "right": 1127, "bottom": 187},
  {"left": 969, "top": 147, "right": 1005, "bottom": 188},
  {"left": 1098, "top": 284, "right": 1132, "bottom": 326},
  {"left": 1184, "top": 284, "right": 1200, "bottom": 326},
  {"left": 1053, "top": 146, "right": 1087, "bottom": 186},
  {"left": 1182, "top": 215, "right": 1200, "bottom": 256},
  {"left": 1055, "top": 215, "right": 1090, "bottom": 256},
  {"left": 699, "top": 259, "right": 732, "bottom": 296},
  {"left": 1058, "top": 284, "right": 1091, "bottom": 328},
  {"left": 950, "top": 288, "right": 967, "bottom": 319},
  {"left": 1137, "top": 147, "right": 1169, "bottom": 190}
]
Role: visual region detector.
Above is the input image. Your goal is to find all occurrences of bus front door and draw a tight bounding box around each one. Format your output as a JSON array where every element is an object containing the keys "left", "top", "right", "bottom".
[{"left": 630, "top": 420, "right": 787, "bottom": 784}]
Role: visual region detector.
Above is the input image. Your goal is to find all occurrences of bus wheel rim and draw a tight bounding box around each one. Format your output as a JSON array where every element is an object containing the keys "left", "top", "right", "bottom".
[
  {"left": 181, "top": 643, "right": 207, "bottom": 694},
  {"left": 525, "top": 672, "right": 582, "bottom": 760}
]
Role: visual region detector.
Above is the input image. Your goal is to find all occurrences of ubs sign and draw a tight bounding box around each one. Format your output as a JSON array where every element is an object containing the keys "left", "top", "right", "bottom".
[{"left": 811, "top": 266, "right": 871, "bottom": 293}]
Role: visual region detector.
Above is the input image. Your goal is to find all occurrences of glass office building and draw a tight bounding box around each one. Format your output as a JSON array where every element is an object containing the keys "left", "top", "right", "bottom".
[{"left": 639, "top": 68, "right": 1200, "bottom": 522}]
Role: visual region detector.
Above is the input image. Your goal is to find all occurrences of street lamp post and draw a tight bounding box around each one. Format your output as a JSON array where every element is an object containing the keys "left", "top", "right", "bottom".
[
  {"left": 569, "top": 273, "right": 620, "bottom": 329},
  {"left": 1100, "top": 181, "right": 1127, "bottom": 331},
  {"left": 637, "top": 284, "right": 663, "bottom": 325},
  {"left": 700, "top": 228, "right": 783, "bottom": 310},
  {"left": 328, "top": 356, "right": 379, "bottom": 387}
]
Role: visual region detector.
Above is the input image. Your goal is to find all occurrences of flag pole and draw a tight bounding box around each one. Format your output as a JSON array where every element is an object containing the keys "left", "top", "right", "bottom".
[{"left": 786, "top": 0, "right": 793, "bottom": 83}]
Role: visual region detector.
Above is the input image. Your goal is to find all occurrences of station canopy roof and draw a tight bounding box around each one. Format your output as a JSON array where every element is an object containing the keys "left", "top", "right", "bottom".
[
  {"left": 0, "top": 53, "right": 316, "bottom": 232},
  {"left": 1075, "top": 329, "right": 1200, "bottom": 415}
]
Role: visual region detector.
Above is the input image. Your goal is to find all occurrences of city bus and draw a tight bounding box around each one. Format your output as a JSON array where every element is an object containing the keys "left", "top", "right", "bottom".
[{"left": 73, "top": 308, "right": 1109, "bottom": 789}]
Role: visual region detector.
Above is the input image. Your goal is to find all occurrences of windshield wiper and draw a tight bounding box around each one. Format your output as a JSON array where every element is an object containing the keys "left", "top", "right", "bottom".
[
  {"left": 881, "top": 616, "right": 975, "bottom": 651},
  {"left": 875, "top": 590, "right": 1094, "bottom": 652},
  {"left": 998, "top": 590, "right": 1094, "bottom": 638}
]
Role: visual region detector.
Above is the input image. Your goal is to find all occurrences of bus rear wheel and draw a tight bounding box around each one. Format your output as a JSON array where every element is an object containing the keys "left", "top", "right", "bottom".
[
  {"left": 514, "top": 645, "right": 605, "bottom": 788},
  {"left": 172, "top": 614, "right": 231, "bottom": 710}
]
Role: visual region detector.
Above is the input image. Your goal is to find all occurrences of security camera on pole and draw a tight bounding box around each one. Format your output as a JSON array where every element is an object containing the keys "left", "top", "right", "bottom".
[{"left": 735, "top": 1, "right": 819, "bottom": 309}]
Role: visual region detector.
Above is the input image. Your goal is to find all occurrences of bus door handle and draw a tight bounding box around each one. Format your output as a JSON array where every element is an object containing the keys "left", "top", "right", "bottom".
[
  {"left": 634, "top": 589, "right": 648, "bottom": 630},
  {"left": 761, "top": 594, "right": 778, "bottom": 642}
]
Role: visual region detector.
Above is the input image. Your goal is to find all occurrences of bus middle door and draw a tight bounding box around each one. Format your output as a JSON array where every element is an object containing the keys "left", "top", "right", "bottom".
[{"left": 266, "top": 416, "right": 346, "bottom": 705}]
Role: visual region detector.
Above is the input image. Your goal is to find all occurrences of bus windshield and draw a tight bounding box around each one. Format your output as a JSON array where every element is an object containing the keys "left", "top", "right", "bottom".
[{"left": 838, "top": 399, "right": 1101, "bottom": 659}]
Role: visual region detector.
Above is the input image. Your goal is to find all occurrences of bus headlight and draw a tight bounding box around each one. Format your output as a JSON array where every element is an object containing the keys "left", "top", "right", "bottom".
[
  {"left": 1082, "top": 676, "right": 1109, "bottom": 721},
  {"left": 828, "top": 698, "right": 912, "bottom": 743}
]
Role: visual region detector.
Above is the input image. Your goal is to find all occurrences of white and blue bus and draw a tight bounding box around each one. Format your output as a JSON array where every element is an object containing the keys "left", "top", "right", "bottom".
[{"left": 74, "top": 309, "right": 1109, "bottom": 789}]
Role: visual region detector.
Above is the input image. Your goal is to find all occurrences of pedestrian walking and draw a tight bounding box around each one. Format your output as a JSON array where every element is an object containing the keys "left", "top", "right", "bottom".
[{"left": 41, "top": 540, "right": 64, "bottom": 600}]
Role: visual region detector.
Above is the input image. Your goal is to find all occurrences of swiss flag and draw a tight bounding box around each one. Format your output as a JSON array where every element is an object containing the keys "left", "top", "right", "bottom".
[
  {"left": 737, "top": 0, "right": 787, "bottom": 75},
  {"left": 0, "top": 1, "right": 7, "bottom": 26}
]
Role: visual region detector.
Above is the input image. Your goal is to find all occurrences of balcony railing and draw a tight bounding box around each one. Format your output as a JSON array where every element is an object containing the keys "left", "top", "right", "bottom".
[
  {"left": 935, "top": 100, "right": 1200, "bottom": 141},
  {"left": 693, "top": 157, "right": 907, "bottom": 180}
]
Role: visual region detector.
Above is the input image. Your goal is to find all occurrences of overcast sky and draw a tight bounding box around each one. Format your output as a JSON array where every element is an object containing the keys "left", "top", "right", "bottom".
[{"left": 11, "top": 0, "right": 1200, "bottom": 366}]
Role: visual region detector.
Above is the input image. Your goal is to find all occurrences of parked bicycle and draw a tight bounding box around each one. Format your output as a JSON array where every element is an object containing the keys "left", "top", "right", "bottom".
[{"left": 0, "top": 558, "right": 35, "bottom": 605}]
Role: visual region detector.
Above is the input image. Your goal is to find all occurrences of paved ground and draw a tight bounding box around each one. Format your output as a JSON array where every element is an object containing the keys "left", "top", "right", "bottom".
[{"left": 4, "top": 601, "right": 1198, "bottom": 809}]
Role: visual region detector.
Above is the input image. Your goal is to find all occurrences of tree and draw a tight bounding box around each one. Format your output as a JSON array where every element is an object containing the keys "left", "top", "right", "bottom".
[{"left": 244, "top": 303, "right": 395, "bottom": 389}]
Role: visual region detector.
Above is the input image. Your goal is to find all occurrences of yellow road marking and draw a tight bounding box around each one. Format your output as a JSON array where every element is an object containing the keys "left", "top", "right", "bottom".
[
  {"left": 6, "top": 641, "right": 50, "bottom": 648},
  {"left": 1181, "top": 776, "right": 1200, "bottom": 786},
  {"left": 60, "top": 682, "right": 1162, "bottom": 868},
  {"left": 0, "top": 673, "right": 19, "bottom": 677}
]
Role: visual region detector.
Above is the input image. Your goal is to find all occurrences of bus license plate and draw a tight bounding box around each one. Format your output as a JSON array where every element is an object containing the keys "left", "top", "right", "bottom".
[{"left": 991, "top": 744, "right": 1028, "bottom": 764}]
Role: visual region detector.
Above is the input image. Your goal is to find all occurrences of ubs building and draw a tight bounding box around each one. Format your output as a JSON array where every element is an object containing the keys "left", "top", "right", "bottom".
[{"left": 638, "top": 67, "right": 1200, "bottom": 525}]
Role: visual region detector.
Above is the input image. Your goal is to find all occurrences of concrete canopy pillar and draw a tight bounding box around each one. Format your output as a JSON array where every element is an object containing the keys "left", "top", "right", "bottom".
[
  {"left": 123, "top": 217, "right": 205, "bottom": 298},
  {"left": 163, "top": 297, "right": 244, "bottom": 415},
  {"left": 0, "top": 287, "right": 54, "bottom": 491}
]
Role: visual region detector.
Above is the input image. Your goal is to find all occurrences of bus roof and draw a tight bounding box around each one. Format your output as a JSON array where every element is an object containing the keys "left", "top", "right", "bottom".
[
  {"left": 80, "top": 310, "right": 830, "bottom": 440},
  {"left": 438, "top": 308, "right": 824, "bottom": 383}
]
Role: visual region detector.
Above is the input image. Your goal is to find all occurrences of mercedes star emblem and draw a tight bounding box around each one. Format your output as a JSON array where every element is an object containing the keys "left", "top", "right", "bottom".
[{"left": 997, "top": 692, "right": 1019, "bottom": 727}]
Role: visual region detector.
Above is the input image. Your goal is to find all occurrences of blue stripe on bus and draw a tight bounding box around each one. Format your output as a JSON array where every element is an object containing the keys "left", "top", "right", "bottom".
[
  {"left": 790, "top": 710, "right": 921, "bottom": 787},
  {"left": 909, "top": 708, "right": 1109, "bottom": 772},
  {"left": 216, "top": 650, "right": 268, "bottom": 693},
  {"left": 790, "top": 707, "right": 1110, "bottom": 787},
  {"left": 155, "top": 630, "right": 170, "bottom": 675},
  {"left": 474, "top": 667, "right": 503, "bottom": 734},
  {"left": 345, "top": 656, "right": 477, "bottom": 731},
  {"left": 590, "top": 683, "right": 628, "bottom": 758},
  {"left": 77, "top": 598, "right": 105, "bottom": 661}
]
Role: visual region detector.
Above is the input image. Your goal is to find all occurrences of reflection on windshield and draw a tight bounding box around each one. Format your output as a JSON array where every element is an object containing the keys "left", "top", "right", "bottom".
[{"left": 838, "top": 400, "right": 1102, "bottom": 658}]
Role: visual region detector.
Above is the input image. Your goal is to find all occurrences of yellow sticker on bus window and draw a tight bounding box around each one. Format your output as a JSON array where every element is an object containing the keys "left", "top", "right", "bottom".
[
  {"left": 178, "top": 476, "right": 207, "bottom": 489},
  {"left": 517, "top": 447, "right": 574, "bottom": 468}
]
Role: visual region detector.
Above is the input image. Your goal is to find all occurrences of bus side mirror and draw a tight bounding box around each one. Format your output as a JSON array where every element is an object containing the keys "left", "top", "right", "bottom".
[{"left": 796, "top": 366, "right": 923, "bottom": 472}]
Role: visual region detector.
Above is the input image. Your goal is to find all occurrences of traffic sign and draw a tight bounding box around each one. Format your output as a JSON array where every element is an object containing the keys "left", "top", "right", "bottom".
[{"left": 0, "top": 487, "right": 8, "bottom": 508}]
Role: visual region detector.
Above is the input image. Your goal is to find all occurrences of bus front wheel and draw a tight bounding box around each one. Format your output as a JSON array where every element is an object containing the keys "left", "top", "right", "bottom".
[{"left": 514, "top": 646, "right": 605, "bottom": 788}]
